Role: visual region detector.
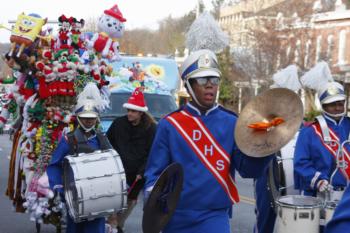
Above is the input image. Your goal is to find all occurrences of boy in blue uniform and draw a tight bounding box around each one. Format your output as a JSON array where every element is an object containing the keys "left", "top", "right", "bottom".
[
  {"left": 294, "top": 81, "right": 350, "bottom": 197},
  {"left": 144, "top": 49, "right": 273, "bottom": 233},
  {"left": 47, "top": 83, "right": 111, "bottom": 233}
]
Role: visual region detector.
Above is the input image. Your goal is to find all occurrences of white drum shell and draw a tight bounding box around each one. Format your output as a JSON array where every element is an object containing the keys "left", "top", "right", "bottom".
[
  {"left": 275, "top": 195, "right": 322, "bottom": 233},
  {"left": 64, "top": 149, "right": 127, "bottom": 222},
  {"left": 324, "top": 201, "right": 337, "bottom": 224},
  {"left": 329, "top": 190, "right": 344, "bottom": 202}
]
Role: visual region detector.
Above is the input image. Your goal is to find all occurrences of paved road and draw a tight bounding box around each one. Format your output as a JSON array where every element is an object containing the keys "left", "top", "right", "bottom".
[{"left": 0, "top": 134, "right": 257, "bottom": 233}]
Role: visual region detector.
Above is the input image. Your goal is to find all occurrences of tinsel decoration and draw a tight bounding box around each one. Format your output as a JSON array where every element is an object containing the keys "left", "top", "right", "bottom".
[
  {"left": 23, "top": 191, "right": 66, "bottom": 225},
  {"left": 186, "top": 11, "right": 229, "bottom": 53},
  {"left": 76, "top": 82, "right": 110, "bottom": 113}
]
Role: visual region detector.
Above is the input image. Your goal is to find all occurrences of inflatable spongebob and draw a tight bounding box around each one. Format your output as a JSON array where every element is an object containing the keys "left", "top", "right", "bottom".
[{"left": 9, "top": 13, "right": 47, "bottom": 57}]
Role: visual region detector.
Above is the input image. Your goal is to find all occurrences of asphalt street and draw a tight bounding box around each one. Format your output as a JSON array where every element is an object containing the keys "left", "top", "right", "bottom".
[{"left": 0, "top": 134, "right": 257, "bottom": 233}]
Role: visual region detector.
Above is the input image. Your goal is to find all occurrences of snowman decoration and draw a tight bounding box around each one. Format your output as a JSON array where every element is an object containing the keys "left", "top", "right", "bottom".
[{"left": 88, "top": 4, "right": 126, "bottom": 62}]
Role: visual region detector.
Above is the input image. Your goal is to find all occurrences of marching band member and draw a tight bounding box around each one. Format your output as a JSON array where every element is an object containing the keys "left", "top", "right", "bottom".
[
  {"left": 254, "top": 67, "right": 302, "bottom": 233},
  {"left": 47, "top": 83, "right": 112, "bottom": 233},
  {"left": 294, "top": 81, "right": 350, "bottom": 197},
  {"left": 144, "top": 49, "right": 273, "bottom": 233},
  {"left": 254, "top": 156, "right": 278, "bottom": 233}
]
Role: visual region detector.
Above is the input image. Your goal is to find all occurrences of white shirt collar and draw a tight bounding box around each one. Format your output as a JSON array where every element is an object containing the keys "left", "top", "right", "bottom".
[{"left": 187, "top": 102, "right": 219, "bottom": 116}]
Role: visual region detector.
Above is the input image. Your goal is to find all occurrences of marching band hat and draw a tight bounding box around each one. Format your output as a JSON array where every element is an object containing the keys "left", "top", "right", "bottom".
[
  {"left": 180, "top": 49, "right": 221, "bottom": 81},
  {"left": 318, "top": 81, "right": 346, "bottom": 105}
]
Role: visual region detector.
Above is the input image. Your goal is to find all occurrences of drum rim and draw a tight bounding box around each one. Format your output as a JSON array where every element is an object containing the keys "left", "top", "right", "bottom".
[
  {"left": 325, "top": 201, "right": 338, "bottom": 208},
  {"left": 276, "top": 195, "right": 323, "bottom": 209},
  {"left": 63, "top": 158, "right": 80, "bottom": 222}
]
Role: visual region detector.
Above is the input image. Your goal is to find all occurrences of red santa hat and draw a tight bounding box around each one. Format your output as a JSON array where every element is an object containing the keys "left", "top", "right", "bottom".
[
  {"left": 104, "top": 4, "right": 126, "bottom": 22},
  {"left": 123, "top": 88, "right": 148, "bottom": 112}
]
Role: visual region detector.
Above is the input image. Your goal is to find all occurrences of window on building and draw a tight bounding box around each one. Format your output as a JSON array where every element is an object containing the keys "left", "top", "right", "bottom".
[
  {"left": 304, "top": 40, "right": 311, "bottom": 68},
  {"left": 327, "top": 35, "right": 334, "bottom": 63},
  {"left": 316, "top": 35, "right": 322, "bottom": 63},
  {"left": 338, "top": 30, "right": 347, "bottom": 65},
  {"left": 294, "top": 40, "right": 301, "bottom": 64}
]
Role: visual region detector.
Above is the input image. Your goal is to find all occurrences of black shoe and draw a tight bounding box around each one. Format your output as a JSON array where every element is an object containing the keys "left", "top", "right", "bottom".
[{"left": 117, "top": 226, "right": 124, "bottom": 233}]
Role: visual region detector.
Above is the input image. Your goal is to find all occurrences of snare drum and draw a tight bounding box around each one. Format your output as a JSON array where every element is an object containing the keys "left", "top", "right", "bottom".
[
  {"left": 275, "top": 195, "right": 323, "bottom": 233},
  {"left": 63, "top": 149, "right": 127, "bottom": 222},
  {"left": 324, "top": 201, "right": 337, "bottom": 224},
  {"left": 329, "top": 190, "right": 344, "bottom": 202}
]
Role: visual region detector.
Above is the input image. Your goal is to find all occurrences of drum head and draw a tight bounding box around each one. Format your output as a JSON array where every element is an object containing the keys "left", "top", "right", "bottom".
[
  {"left": 277, "top": 195, "right": 323, "bottom": 208},
  {"left": 63, "top": 159, "right": 79, "bottom": 221}
]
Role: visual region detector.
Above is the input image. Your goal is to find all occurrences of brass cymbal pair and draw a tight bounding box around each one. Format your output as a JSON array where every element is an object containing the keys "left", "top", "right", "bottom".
[{"left": 235, "top": 88, "right": 304, "bottom": 157}]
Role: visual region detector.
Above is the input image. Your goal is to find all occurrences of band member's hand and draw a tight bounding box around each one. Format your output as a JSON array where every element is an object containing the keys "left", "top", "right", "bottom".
[
  {"left": 53, "top": 184, "right": 64, "bottom": 193},
  {"left": 53, "top": 184, "right": 65, "bottom": 201},
  {"left": 317, "top": 179, "right": 330, "bottom": 192},
  {"left": 136, "top": 174, "right": 143, "bottom": 181}
]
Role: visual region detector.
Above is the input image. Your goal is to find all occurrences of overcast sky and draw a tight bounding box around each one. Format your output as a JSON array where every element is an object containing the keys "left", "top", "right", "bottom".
[{"left": 0, "top": 0, "right": 214, "bottom": 43}]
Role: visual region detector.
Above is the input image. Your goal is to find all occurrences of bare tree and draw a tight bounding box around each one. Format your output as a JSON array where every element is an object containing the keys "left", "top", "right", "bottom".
[
  {"left": 227, "top": 0, "right": 318, "bottom": 111},
  {"left": 83, "top": 17, "right": 99, "bottom": 33}
]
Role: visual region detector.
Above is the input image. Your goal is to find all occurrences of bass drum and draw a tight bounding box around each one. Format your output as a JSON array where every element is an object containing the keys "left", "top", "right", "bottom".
[{"left": 64, "top": 149, "right": 127, "bottom": 223}]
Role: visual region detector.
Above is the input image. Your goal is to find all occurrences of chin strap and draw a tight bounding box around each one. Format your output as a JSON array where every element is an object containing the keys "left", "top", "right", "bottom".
[
  {"left": 324, "top": 111, "right": 346, "bottom": 118},
  {"left": 77, "top": 117, "right": 98, "bottom": 132},
  {"left": 185, "top": 79, "right": 204, "bottom": 108},
  {"left": 322, "top": 101, "right": 347, "bottom": 118}
]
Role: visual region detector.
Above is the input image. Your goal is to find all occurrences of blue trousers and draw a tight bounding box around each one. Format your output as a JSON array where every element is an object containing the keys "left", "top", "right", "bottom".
[
  {"left": 254, "top": 174, "right": 276, "bottom": 233},
  {"left": 66, "top": 215, "right": 105, "bottom": 233},
  {"left": 163, "top": 208, "right": 230, "bottom": 233}
]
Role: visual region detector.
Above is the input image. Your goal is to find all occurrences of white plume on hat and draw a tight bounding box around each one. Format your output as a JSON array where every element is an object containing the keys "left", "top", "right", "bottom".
[
  {"left": 300, "top": 61, "right": 333, "bottom": 91},
  {"left": 186, "top": 11, "right": 229, "bottom": 53},
  {"left": 271, "top": 65, "right": 301, "bottom": 92},
  {"left": 75, "top": 82, "right": 110, "bottom": 117}
]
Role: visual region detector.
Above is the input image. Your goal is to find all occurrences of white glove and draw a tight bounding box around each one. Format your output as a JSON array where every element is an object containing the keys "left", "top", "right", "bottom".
[{"left": 317, "top": 179, "right": 330, "bottom": 192}]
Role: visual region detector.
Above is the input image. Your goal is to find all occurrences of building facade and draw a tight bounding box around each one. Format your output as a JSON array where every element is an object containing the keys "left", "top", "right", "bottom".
[{"left": 218, "top": 0, "right": 350, "bottom": 112}]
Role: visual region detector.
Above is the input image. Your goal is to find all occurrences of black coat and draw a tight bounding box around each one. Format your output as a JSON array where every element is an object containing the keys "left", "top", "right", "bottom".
[{"left": 106, "top": 116, "right": 156, "bottom": 182}]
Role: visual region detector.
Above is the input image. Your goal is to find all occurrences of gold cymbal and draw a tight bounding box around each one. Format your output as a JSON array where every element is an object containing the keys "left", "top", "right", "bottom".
[{"left": 234, "top": 88, "right": 303, "bottom": 157}]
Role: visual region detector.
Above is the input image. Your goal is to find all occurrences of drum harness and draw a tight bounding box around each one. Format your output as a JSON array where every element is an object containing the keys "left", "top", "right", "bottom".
[
  {"left": 67, "top": 128, "right": 111, "bottom": 156},
  {"left": 315, "top": 115, "right": 347, "bottom": 224},
  {"left": 316, "top": 116, "right": 349, "bottom": 189}
]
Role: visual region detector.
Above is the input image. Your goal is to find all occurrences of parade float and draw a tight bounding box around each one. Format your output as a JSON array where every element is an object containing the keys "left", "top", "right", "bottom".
[{"left": 0, "top": 4, "right": 125, "bottom": 232}]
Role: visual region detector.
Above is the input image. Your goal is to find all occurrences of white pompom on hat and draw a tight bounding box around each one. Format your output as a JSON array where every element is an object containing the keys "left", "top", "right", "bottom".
[{"left": 75, "top": 82, "right": 110, "bottom": 118}]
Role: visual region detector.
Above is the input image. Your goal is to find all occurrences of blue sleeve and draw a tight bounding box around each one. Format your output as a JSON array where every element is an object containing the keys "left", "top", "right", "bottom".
[
  {"left": 144, "top": 120, "right": 171, "bottom": 189},
  {"left": 46, "top": 137, "right": 70, "bottom": 192},
  {"left": 294, "top": 128, "right": 326, "bottom": 191},
  {"left": 325, "top": 184, "right": 350, "bottom": 232},
  {"left": 231, "top": 144, "right": 273, "bottom": 178}
]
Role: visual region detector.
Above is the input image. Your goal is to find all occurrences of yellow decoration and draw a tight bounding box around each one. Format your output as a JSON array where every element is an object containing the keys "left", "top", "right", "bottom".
[
  {"left": 147, "top": 64, "right": 165, "bottom": 79},
  {"left": 8, "top": 13, "right": 47, "bottom": 57}
]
